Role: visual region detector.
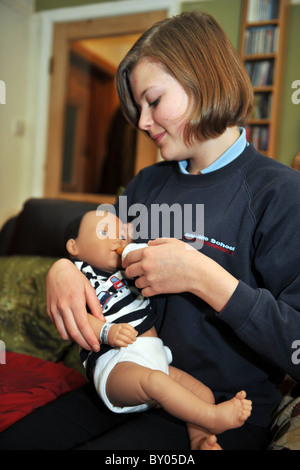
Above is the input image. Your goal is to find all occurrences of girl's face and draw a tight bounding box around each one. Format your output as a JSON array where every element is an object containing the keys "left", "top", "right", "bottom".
[{"left": 130, "top": 58, "right": 192, "bottom": 162}]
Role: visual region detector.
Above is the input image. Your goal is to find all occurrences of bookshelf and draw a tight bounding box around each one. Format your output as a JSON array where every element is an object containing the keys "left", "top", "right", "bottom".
[{"left": 239, "top": 0, "right": 290, "bottom": 157}]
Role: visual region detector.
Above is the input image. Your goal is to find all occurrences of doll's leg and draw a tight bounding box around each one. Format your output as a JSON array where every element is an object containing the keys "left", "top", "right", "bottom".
[
  {"left": 167, "top": 367, "right": 222, "bottom": 449},
  {"left": 106, "top": 362, "right": 252, "bottom": 435},
  {"left": 168, "top": 366, "right": 251, "bottom": 435},
  {"left": 168, "top": 366, "right": 221, "bottom": 450}
]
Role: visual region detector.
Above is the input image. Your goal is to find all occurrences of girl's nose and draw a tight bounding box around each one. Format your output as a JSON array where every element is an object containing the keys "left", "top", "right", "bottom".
[{"left": 138, "top": 107, "right": 153, "bottom": 131}]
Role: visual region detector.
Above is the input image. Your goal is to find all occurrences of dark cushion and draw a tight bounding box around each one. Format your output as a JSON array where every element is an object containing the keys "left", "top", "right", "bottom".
[
  {"left": 6, "top": 198, "right": 99, "bottom": 257},
  {"left": 0, "top": 217, "right": 17, "bottom": 255}
]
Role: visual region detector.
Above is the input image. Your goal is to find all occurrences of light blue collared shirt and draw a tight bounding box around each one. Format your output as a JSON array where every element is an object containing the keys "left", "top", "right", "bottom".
[{"left": 178, "top": 127, "right": 248, "bottom": 174}]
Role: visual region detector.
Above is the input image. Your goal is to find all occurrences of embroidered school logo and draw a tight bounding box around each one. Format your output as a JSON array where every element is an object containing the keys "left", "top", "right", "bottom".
[{"left": 183, "top": 233, "right": 236, "bottom": 255}]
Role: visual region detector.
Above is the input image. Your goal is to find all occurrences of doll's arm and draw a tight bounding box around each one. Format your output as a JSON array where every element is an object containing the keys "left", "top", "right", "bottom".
[
  {"left": 106, "top": 322, "right": 138, "bottom": 347},
  {"left": 87, "top": 314, "right": 137, "bottom": 348}
]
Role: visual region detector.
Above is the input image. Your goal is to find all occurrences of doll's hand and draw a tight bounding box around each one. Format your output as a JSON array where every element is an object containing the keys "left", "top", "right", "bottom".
[{"left": 107, "top": 323, "right": 138, "bottom": 347}]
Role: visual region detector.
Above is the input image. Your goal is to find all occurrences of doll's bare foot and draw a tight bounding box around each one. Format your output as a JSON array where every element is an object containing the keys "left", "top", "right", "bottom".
[
  {"left": 212, "top": 391, "right": 252, "bottom": 434},
  {"left": 198, "top": 435, "right": 222, "bottom": 451},
  {"left": 188, "top": 423, "right": 222, "bottom": 451}
]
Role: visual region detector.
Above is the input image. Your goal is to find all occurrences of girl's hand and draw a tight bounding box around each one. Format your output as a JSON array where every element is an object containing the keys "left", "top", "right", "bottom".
[
  {"left": 107, "top": 323, "right": 138, "bottom": 347},
  {"left": 123, "top": 238, "right": 194, "bottom": 297},
  {"left": 46, "top": 258, "right": 105, "bottom": 351},
  {"left": 123, "top": 238, "right": 238, "bottom": 312}
]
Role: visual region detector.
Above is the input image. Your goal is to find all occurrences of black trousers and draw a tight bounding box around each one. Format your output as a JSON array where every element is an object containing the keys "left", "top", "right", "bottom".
[{"left": 0, "top": 383, "right": 271, "bottom": 451}]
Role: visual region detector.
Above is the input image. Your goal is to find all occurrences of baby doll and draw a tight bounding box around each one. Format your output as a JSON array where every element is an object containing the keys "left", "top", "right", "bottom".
[{"left": 64, "top": 210, "right": 252, "bottom": 450}]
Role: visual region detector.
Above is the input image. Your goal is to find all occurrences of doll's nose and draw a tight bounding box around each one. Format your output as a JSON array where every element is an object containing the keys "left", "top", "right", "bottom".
[
  {"left": 119, "top": 239, "right": 127, "bottom": 248},
  {"left": 114, "top": 238, "right": 126, "bottom": 248}
]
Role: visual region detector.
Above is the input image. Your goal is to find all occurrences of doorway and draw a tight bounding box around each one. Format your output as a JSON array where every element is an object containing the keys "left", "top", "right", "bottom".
[{"left": 44, "top": 11, "right": 166, "bottom": 204}]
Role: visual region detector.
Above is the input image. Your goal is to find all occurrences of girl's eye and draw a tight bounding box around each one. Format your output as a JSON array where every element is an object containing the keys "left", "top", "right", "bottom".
[{"left": 150, "top": 97, "right": 160, "bottom": 108}]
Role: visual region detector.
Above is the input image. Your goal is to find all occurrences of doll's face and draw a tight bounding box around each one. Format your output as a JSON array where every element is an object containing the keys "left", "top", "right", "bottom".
[{"left": 67, "top": 211, "right": 128, "bottom": 273}]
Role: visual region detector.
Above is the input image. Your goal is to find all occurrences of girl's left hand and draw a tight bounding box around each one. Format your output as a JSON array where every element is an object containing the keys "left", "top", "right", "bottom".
[
  {"left": 123, "top": 238, "right": 239, "bottom": 312},
  {"left": 123, "top": 238, "right": 195, "bottom": 297}
]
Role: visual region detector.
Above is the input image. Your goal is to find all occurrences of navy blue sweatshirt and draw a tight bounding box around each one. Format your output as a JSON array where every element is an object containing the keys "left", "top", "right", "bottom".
[{"left": 115, "top": 144, "right": 300, "bottom": 427}]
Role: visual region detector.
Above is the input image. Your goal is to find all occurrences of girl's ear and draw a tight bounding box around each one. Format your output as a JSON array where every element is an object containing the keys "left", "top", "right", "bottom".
[{"left": 66, "top": 238, "right": 78, "bottom": 257}]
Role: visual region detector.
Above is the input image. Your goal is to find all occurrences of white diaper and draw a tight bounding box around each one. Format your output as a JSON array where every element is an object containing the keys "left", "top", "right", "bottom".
[{"left": 93, "top": 337, "right": 173, "bottom": 414}]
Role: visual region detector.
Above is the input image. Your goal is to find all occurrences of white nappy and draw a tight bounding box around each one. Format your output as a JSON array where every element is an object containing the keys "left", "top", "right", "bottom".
[{"left": 93, "top": 337, "right": 173, "bottom": 414}]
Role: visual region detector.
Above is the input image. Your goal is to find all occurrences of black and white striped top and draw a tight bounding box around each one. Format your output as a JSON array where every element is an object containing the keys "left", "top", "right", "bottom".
[
  {"left": 75, "top": 261, "right": 155, "bottom": 335},
  {"left": 75, "top": 261, "right": 156, "bottom": 378}
]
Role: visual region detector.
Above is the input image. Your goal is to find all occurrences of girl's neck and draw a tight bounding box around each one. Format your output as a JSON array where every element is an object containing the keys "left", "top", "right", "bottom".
[{"left": 187, "top": 127, "right": 240, "bottom": 174}]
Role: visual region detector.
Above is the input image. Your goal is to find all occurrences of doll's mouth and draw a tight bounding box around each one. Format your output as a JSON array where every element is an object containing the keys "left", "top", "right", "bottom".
[{"left": 116, "top": 246, "right": 125, "bottom": 256}]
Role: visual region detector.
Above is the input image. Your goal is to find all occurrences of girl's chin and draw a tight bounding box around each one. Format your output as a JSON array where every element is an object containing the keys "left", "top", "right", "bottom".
[{"left": 160, "top": 152, "right": 181, "bottom": 162}]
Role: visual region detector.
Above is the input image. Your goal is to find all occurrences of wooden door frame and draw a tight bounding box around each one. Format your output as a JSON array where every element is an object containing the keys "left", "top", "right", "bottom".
[{"left": 32, "top": 1, "right": 179, "bottom": 202}]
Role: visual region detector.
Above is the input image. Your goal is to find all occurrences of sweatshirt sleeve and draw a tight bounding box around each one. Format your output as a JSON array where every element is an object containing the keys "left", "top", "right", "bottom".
[
  {"left": 219, "top": 280, "right": 300, "bottom": 381},
  {"left": 219, "top": 167, "right": 300, "bottom": 382}
]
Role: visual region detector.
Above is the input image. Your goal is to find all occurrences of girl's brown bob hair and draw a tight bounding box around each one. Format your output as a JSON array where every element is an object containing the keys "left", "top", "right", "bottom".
[{"left": 116, "top": 11, "right": 253, "bottom": 144}]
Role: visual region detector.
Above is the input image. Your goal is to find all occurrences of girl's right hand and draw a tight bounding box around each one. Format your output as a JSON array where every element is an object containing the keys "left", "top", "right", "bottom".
[{"left": 46, "top": 258, "right": 104, "bottom": 351}]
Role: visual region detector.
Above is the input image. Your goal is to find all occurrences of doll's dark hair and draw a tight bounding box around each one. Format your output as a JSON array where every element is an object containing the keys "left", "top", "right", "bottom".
[{"left": 63, "top": 212, "right": 86, "bottom": 257}]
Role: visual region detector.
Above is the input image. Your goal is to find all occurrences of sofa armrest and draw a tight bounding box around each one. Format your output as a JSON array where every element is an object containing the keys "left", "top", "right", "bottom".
[
  {"left": 5, "top": 198, "right": 100, "bottom": 257},
  {"left": 0, "top": 217, "right": 17, "bottom": 255}
]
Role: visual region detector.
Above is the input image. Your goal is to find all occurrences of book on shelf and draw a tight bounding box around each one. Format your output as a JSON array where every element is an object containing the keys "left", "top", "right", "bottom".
[
  {"left": 245, "top": 59, "right": 274, "bottom": 86},
  {"left": 246, "top": 125, "right": 269, "bottom": 151},
  {"left": 245, "top": 25, "right": 279, "bottom": 55},
  {"left": 251, "top": 93, "right": 272, "bottom": 119},
  {"left": 247, "top": 0, "right": 280, "bottom": 22}
]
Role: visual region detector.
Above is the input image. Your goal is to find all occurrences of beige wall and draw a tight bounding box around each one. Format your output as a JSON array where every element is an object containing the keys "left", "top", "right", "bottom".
[
  {"left": 0, "top": 0, "right": 37, "bottom": 227},
  {"left": 0, "top": 0, "right": 299, "bottom": 229}
]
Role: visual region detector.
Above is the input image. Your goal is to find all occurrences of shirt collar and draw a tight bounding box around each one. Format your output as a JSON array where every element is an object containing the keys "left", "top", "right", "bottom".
[{"left": 178, "top": 127, "right": 248, "bottom": 175}]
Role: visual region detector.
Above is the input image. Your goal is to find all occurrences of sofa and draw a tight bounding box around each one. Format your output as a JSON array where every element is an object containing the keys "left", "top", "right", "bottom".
[
  {"left": 0, "top": 198, "right": 99, "bottom": 433},
  {"left": 0, "top": 197, "right": 299, "bottom": 449}
]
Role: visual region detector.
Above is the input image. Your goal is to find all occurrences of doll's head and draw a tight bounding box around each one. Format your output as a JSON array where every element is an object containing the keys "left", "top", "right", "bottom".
[{"left": 65, "top": 211, "right": 128, "bottom": 273}]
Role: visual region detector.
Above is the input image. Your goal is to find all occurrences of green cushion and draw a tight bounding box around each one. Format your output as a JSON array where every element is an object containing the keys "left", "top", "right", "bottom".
[{"left": 0, "top": 256, "right": 74, "bottom": 363}]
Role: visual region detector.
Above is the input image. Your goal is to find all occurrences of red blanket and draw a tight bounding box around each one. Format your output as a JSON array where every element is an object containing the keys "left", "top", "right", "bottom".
[{"left": 0, "top": 351, "right": 86, "bottom": 432}]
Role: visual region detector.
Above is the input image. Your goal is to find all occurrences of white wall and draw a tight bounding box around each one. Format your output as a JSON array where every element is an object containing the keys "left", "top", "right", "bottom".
[
  {"left": 0, "top": 0, "right": 178, "bottom": 229},
  {"left": 0, "top": 0, "right": 38, "bottom": 227}
]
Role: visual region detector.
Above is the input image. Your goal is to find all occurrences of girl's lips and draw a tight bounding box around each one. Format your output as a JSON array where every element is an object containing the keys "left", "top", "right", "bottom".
[{"left": 152, "top": 131, "right": 166, "bottom": 145}]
